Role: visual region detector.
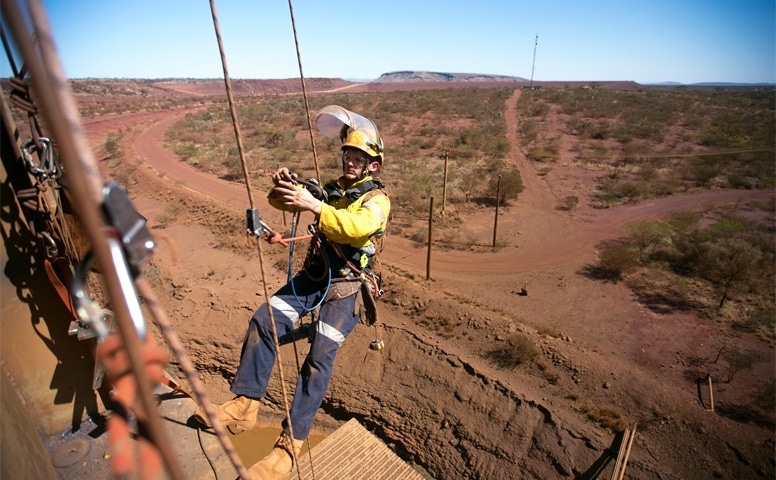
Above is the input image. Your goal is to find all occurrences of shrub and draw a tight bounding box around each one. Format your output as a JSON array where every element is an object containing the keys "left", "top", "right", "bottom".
[
  {"left": 410, "top": 227, "right": 429, "bottom": 244},
  {"left": 732, "top": 309, "right": 775, "bottom": 336},
  {"left": 557, "top": 195, "right": 579, "bottom": 211},
  {"left": 156, "top": 202, "right": 184, "bottom": 228},
  {"left": 485, "top": 332, "right": 538, "bottom": 369},
  {"left": 624, "top": 220, "right": 674, "bottom": 262},
  {"left": 104, "top": 133, "right": 121, "bottom": 157},
  {"left": 667, "top": 211, "right": 700, "bottom": 233},
  {"left": 520, "top": 118, "right": 538, "bottom": 143},
  {"left": 528, "top": 146, "right": 556, "bottom": 162},
  {"left": 683, "top": 156, "right": 723, "bottom": 187},
  {"left": 579, "top": 401, "right": 630, "bottom": 432},
  {"left": 597, "top": 243, "right": 640, "bottom": 280},
  {"left": 697, "top": 237, "right": 762, "bottom": 308},
  {"left": 493, "top": 168, "right": 524, "bottom": 205}
]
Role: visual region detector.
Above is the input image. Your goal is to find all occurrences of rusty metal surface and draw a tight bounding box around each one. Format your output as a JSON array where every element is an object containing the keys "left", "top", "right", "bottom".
[
  {"left": 51, "top": 438, "right": 90, "bottom": 468},
  {"left": 0, "top": 373, "right": 60, "bottom": 480}
]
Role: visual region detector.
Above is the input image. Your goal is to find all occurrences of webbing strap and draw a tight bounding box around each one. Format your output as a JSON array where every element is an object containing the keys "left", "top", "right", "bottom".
[{"left": 43, "top": 258, "right": 77, "bottom": 320}]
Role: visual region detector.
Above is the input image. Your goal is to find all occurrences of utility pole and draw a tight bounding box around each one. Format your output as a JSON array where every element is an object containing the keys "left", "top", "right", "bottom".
[
  {"left": 530, "top": 34, "right": 538, "bottom": 89},
  {"left": 493, "top": 175, "right": 501, "bottom": 247},
  {"left": 426, "top": 196, "right": 434, "bottom": 280},
  {"left": 441, "top": 149, "right": 449, "bottom": 218}
]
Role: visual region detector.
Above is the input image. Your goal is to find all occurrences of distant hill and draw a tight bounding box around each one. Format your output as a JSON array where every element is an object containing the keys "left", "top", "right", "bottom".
[
  {"left": 646, "top": 81, "right": 775, "bottom": 88},
  {"left": 374, "top": 71, "right": 526, "bottom": 83},
  {"left": 689, "top": 82, "right": 775, "bottom": 87},
  {"left": 59, "top": 76, "right": 687, "bottom": 100}
]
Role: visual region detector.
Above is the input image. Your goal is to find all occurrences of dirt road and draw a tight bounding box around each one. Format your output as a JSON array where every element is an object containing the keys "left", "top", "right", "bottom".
[{"left": 130, "top": 92, "right": 773, "bottom": 274}]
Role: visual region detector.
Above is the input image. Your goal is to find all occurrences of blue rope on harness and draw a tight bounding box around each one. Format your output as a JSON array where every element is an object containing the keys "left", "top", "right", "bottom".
[{"left": 287, "top": 212, "right": 331, "bottom": 313}]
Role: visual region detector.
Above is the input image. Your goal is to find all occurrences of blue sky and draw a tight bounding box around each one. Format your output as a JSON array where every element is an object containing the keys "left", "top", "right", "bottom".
[{"left": 5, "top": 0, "right": 775, "bottom": 84}]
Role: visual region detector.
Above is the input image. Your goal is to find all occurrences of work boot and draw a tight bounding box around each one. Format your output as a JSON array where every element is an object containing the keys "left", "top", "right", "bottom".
[
  {"left": 192, "top": 396, "right": 259, "bottom": 434},
  {"left": 246, "top": 431, "right": 305, "bottom": 480}
]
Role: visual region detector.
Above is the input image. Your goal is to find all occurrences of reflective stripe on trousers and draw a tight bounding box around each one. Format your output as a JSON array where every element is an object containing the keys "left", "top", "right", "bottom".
[{"left": 230, "top": 272, "right": 360, "bottom": 440}]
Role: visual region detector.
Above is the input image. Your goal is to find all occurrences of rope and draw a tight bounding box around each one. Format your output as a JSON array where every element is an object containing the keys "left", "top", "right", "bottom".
[
  {"left": 270, "top": 233, "right": 314, "bottom": 245},
  {"left": 2, "top": 1, "right": 188, "bottom": 478},
  {"left": 5, "top": 33, "right": 79, "bottom": 265},
  {"left": 137, "top": 277, "right": 249, "bottom": 479},
  {"left": 197, "top": 427, "right": 221, "bottom": 480},
  {"left": 288, "top": 218, "right": 331, "bottom": 311},
  {"left": 207, "top": 0, "right": 255, "bottom": 209},
  {"left": 285, "top": 213, "right": 317, "bottom": 477},
  {"left": 287, "top": 0, "right": 321, "bottom": 185},
  {"left": 207, "top": 1, "right": 301, "bottom": 478},
  {"left": 210, "top": 1, "right": 325, "bottom": 476}
]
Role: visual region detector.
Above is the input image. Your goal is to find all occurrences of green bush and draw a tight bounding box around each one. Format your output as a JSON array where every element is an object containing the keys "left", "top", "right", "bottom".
[
  {"left": 485, "top": 332, "right": 538, "bottom": 369},
  {"left": 104, "top": 133, "right": 121, "bottom": 157},
  {"left": 557, "top": 195, "right": 579, "bottom": 211},
  {"left": 598, "top": 243, "right": 640, "bottom": 280}
]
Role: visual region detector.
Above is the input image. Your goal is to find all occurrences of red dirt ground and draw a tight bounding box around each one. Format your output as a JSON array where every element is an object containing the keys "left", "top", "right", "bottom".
[{"left": 78, "top": 83, "right": 775, "bottom": 479}]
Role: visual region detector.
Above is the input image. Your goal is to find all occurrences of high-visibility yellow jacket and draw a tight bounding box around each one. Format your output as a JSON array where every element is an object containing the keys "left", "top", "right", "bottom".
[{"left": 318, "top": 176, "right": 390, "bottom": 250}]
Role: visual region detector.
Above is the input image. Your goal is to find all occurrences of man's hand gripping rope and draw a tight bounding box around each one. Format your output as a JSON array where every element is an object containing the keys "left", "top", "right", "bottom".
[{"left": 247, "top": 168, "right": 324, "bottom": 247}]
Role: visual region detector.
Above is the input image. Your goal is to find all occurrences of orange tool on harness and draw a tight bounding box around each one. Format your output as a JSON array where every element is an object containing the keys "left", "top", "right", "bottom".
[{"left": 97, "top": 334, "right": 169, "bottom": 480}]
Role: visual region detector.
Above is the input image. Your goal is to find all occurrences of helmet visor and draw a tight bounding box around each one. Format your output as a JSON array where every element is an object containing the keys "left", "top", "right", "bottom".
[{"left": 314, "top": 105, "right": 383, "bottom": 157}]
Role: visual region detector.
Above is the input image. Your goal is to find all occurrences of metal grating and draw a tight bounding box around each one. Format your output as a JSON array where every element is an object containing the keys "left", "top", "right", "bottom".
[{"left": 286, "top": 419, "right": 425, "bottom": 480}]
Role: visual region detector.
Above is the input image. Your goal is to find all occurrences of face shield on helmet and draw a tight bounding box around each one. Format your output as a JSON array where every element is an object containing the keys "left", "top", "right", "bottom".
[{"left": 314, "top": 105, "right": 384, "bottom": 164}]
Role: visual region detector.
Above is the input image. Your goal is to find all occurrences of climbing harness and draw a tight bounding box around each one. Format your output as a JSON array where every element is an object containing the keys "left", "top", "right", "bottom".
[
  {"left": 247, "top": 206, "right": 333, "bottom": 314},
  {"left": 323, "top": 177, "right": 385, "bottom": 203}
]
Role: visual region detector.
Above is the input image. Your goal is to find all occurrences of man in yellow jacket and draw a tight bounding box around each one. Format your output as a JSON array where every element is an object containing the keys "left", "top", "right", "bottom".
[{"left": 194, "top": 106, "right": 390, "bottom": 480}]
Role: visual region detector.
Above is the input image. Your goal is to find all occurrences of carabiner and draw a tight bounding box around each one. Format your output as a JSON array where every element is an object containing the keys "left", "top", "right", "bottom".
[{"left": 21, "top": 138, "right": 62, "bottom": 181}]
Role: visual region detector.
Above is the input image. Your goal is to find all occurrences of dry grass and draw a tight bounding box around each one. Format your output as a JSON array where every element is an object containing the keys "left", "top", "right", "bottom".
[{"left": 578, "top": 400, "right": 630, "bottom": 432}]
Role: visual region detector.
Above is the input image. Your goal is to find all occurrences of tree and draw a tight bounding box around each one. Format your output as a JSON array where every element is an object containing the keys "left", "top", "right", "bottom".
[
  {"left": 492, "top": 167, "right": 523, "bottom": 206},
  {"left": 458, "top": 173, "right": 480, "bottom": 203},
  {"left": 698, "top": 237, "right": 761, "bottom": 308},
  {"left": 625, "top": 220, "right": 674, "bottom": 262}
]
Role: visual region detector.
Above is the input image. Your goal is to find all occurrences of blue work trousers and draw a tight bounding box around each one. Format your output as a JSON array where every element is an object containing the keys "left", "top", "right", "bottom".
[{"left": 230, "top": 273, "right": 360, "bottom": 440}]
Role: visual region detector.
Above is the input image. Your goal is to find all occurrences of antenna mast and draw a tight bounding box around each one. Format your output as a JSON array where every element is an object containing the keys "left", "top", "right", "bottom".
[{"left": 530, "top": 34, "right": 538, "bottom": 89}]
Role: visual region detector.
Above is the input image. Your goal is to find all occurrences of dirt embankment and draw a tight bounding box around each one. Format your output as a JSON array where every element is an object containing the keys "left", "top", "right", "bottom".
[{"left": 90, "top": 87, "right": 774, "bottom": 479}]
